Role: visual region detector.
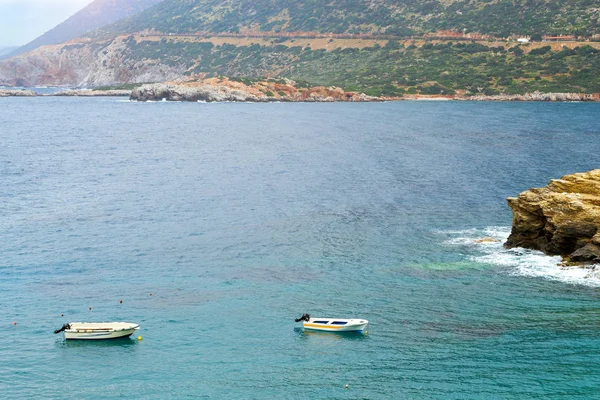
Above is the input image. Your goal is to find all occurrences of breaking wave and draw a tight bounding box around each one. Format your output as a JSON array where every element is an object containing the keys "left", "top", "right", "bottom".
[{"left": 440, "top": 226, "right": 600, "bottom": 287}]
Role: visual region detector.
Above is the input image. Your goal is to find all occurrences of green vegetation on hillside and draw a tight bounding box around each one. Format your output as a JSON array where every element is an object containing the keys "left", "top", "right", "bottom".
[
  {"left": 124, "top": 37, "right": 600, "bottom": 95},
  {"left": 104, "top": 0, "right": 600, "bottom": 38}
]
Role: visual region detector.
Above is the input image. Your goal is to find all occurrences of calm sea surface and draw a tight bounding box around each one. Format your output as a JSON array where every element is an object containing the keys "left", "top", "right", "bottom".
[{"left": 1, "top": 97, "right": 600, "bottom": 399}]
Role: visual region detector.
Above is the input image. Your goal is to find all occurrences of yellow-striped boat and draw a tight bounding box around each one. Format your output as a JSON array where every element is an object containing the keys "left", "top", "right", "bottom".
[{"left": 295, "top": 314, "right": 368, "bottom": 333}]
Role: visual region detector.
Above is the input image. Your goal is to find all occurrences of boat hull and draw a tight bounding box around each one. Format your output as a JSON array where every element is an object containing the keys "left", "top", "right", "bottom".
[
  {"left": 303, "top": 318, "right": 369, "bottom": 333},
  {"left": 63, "top": 322, "right": 140, "bottom": 340}
]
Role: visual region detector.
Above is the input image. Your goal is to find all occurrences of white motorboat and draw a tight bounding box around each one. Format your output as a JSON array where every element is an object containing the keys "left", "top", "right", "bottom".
[
  {"left": 54, "top": 322, "right": 140, "bottom": 340},
  {"left": 295, "top": 314, "right": 368, "bottom": 333}
]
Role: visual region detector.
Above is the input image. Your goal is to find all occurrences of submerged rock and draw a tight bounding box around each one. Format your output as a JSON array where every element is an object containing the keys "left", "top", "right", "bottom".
[
  {"left": 505, "top": 169, "right": 600, "bottom": 263},
  {"left": 474, "top": 237, "right": 499, "bottom": 243}
]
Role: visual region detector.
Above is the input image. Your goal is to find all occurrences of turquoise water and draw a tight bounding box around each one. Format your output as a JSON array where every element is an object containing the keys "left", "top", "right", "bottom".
[{"left": 1, "top": 98, "right": 600, "bottom": 399}]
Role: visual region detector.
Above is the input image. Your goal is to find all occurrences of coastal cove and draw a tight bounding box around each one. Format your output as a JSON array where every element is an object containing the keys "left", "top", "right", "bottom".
[{"left": 1, "top": 97, "right": 600, "bottom": 399}]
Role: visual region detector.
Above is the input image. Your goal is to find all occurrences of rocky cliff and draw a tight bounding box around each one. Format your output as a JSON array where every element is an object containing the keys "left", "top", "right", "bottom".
[
  {"left": 505, "top": 170, "right": 600, "bottom": 263},
  {"left": 0, "top": 37, "right": 183, "bottom": 87}
]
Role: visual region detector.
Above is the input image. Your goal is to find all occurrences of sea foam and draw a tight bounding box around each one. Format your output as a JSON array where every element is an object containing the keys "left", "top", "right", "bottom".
[{"left": 441, "top": 226, "right": 600, "bottom": 287}]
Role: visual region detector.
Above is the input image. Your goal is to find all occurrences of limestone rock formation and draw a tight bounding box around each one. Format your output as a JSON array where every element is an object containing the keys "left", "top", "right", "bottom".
[
  {"left": 505, "top": 169, "right": 600, "bottom": 263},
  {"left": 129, "top": 78, "right": 381, "bottom": 102}
]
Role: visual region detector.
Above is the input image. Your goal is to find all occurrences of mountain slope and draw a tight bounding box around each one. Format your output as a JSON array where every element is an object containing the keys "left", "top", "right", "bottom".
[
  {"left": 3, "top": 0, "right": 164, "bottom": 60},
  {"left": 101, "top": 0, "right": 600, "bottom": 38},
  {"left": 1, "top": 34, "right": 598, "bottom": 96},
  {"left": 0, "top": 0, "right": 599, "bottom": 95}
]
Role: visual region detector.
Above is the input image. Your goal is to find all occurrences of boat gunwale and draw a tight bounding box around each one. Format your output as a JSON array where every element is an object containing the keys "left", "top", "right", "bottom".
[{"left": 302, "top": 317, "right": 369, "bottom": 332}]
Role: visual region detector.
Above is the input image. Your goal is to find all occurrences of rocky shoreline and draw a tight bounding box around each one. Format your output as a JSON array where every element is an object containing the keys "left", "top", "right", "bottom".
[
  {"left": 505, "top": 169, "right": 600, "bottom": 264},
  {"left": 1, "top": 85, "right": 599, "bottom": 103},
  {"left": 0, "top": 89, "right": 36, "bottom": 97},
  {"left": 461, "top": 92, "right": 600, "bottom": 102},
  {"left": 129, "top": 81, "right": 600, "bottom": 103},
  {"left": 0, "top": 89, "right": 130, "bottom": 97}
]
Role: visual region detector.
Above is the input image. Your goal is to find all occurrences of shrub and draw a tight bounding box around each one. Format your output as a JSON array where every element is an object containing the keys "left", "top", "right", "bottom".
[{"left": 529, "top": 46, "right": 551, "bottom": 56}]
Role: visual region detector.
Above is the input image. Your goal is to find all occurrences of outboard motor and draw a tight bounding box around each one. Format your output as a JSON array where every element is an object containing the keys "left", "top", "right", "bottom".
[
  {"left": 54, "top": 323, "right": 71, "bottom": 334},
  {"left": 295, "top": 314, "right": 310, "bottom": 322}
]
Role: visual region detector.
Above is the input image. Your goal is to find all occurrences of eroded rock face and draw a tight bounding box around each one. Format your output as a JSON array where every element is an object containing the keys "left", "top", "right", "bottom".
[
  {"left": 0, "top": 37, "right": 183, "bottom": 87},
  {"left": 505, "top": 169, "right": 600, "bottom": 263}
]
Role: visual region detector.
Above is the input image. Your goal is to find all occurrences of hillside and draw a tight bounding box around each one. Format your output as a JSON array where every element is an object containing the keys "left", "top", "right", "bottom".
[
  {"left": 2, "top": 0, "right": 164, "bottom": 60},
  {"left": 0, "top": 0, "right": 598, "bottom": 95},
  {"left": 101, "top": 0, "right": 600, "bottom": 39},
  {"left": 108, "top": 37, "right": 600, "bottom": 95},
  {"left": 1, "top": 35, "right": 598, "bottom": 96}
]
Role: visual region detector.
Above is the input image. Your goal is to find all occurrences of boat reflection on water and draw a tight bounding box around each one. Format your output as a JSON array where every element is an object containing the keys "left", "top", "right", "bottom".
[
  {"left": 57, "top": 336, "right": 139, "bottom": 349},
  {"left": 293, "top": 327, "right": 369, "bottom": 341}
]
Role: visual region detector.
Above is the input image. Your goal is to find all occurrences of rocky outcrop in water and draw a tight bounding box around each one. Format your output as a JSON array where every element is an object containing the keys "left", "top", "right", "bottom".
[
  {"left": 505, "top": 170, "right": 600, "bottom": 263},
  {"left": 130, "top": 83, "right": 264, "bottom": 102},
  {"left": 130, "top": 79, "right": 381, "bottom": 102},
  {"left": 0, "top": 89, "right": 36, "bottom": 97},
  {"left": 54, "top": 89, "right": 131, "bottom": 96}
]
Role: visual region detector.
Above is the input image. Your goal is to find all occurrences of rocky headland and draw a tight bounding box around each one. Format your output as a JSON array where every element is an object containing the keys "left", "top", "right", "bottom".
[
  {"left": 129, "top": 77, "right": 382, "bottom": 102},
  {"left": 505, "top": 169, "right": 600, "bottom": 264}
]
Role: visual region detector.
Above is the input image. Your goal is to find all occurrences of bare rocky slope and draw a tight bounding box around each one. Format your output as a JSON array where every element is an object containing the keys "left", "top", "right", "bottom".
[
  {"left": 0, "top": 37, "right": 182, "bottom": 87},
  {"left": 505, "top": 170, "right": 600, "bottom": 264}
]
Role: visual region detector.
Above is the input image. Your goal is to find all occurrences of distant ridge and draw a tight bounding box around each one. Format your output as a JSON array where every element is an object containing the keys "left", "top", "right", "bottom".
[
  {"left": 0, "top": 46, "right": 18, "bottom": 57},
  {"left": 2, "top": 0, "right": 164, "bottom": 60}
]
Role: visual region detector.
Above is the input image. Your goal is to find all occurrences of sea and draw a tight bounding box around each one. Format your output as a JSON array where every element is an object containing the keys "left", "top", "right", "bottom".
[{"left": 1, "top": 96, "right": 599, "bottom": 399}]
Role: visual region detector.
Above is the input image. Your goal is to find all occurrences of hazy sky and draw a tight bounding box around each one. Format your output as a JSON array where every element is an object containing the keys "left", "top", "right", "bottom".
[{"left": 0, "top": 0, "right": 94, "bottom": 47}]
